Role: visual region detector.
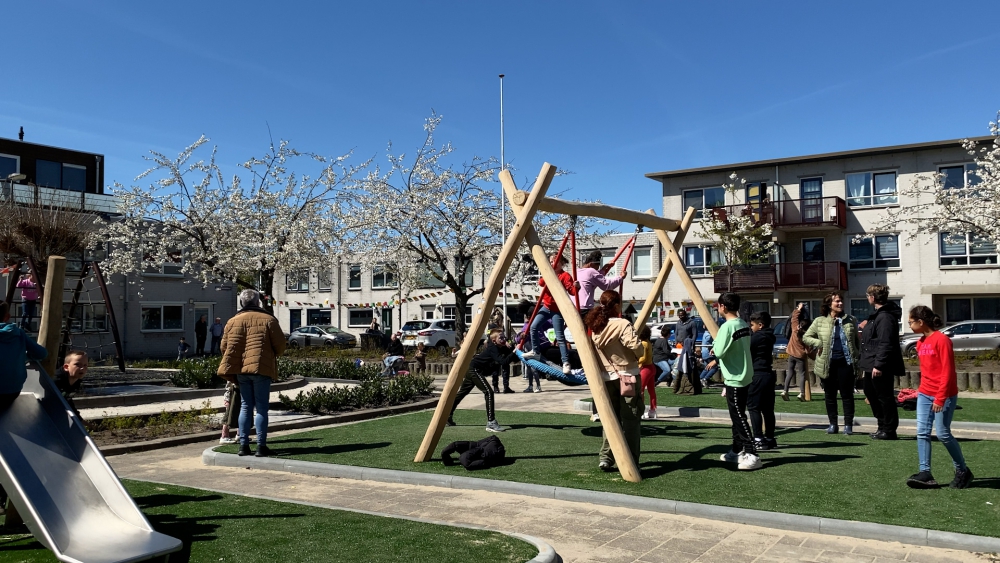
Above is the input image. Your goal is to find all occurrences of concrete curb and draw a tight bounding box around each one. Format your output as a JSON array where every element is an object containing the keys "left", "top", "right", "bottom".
[
  {"left": 128, "top": 477, "right": 559, "bottom": 563},
  {"left": 76, "top": 376, "right": 309, "bottom": 410},
  {"left": 203, "top": 450, "right": 1000, "bottom": 553},
  {"left": 571, "top": 400, "right": 1000, "bottom": 432},
  {"left": 99, "top": 396, "right": 439, "bottom": 456}
]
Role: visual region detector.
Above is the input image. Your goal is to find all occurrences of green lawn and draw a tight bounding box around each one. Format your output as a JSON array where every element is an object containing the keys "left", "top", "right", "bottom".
[
  {"left": 217, "top": 410, "right": 1000, "bottom": 538},
  {"left": 630, "top": 389, "right": 1000, "bottom": 424},
  {"left": 0, "top": 481, "right": 536, "bottom": 563}
]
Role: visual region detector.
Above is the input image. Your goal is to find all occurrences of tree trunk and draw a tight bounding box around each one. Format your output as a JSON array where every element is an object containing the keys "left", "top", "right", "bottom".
[
  {"left": 259, "top": 269, "right": 275, "bottom": 315},
  {"left": 454, "top": 291, "right": 469, "bottom": 339}
]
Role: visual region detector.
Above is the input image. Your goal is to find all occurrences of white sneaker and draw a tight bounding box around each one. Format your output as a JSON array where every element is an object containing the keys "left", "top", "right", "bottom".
[
  {"left": 590, "top": 413, "right": 601, "bottom": 422},
  {"left": 486, "top": 420, "right": 506, "bottom": 432},
  {"left": 562, "top": 362, "right": 572, "bottom": 374},
  {"left": 520, "top": 350, "right": 538, "bottom": 360},
  {"left": 738, "top": 452, "right": 762, "bottom": 471},
  {"left": 219, "top": 436, "right": 236, "bottom": 445},
  {"left": 720, "top": 450, "right": 739, "bottom": 463},
  {"left": 647, "top": 409, "right": 656, "bottom": 419}
]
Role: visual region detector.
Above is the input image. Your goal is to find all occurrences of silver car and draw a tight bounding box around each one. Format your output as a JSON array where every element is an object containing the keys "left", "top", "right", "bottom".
[
  {"left": 401, "top": 319, "right": 458, "bottom": 352},
  {"left": 901, "top": 320, "right": 1000, "bottom": 358},
  {"left": 287, "top": 325, "right": 358, "bottom": 349}
]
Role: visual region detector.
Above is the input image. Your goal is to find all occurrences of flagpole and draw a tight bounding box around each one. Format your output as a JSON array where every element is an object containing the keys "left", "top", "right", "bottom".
[{"left": 499, "top": 73, "right": 508, "bottom": 333}]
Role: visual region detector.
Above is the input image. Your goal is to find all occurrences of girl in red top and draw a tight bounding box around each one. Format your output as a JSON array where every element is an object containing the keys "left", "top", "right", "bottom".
[
  {"left": 906, "top": 305, "right": 973, "bottom": 489},
  {"left": 522, "top": 255, "right": 578, "bottom": 374}
]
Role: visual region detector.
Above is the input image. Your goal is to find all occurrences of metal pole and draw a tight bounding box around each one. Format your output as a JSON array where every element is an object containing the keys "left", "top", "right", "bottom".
[{"left": 499, "top": 73, "right": 508, "bottom": 331}]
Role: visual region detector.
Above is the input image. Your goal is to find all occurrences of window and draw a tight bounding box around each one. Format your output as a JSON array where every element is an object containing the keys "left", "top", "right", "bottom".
[
  {"left": 684, "top": 246, "right": 723, "bottom": 276},
  {"left": 683, "top": 187, "right": 726, "bottom": 219},
  {"left": 307, "top": 309, "right": 331, "bottom": 325},
  {"left": 802, "top": 238, "right": 825, "bottom": 262},
  {"left": 632, "top": 248, "right": 652, "bottom": 278},
  {"left": 317, "top": 267, "right": 333, "bottom": 291},
  {"left": 0, "top": 153, "right": 19, "bottom": 179},
  {"left": 372, "top": 264, "right": 397, "bottom": 289},
  {"left": 143, "top": 251, "right": 184, "bottom": 276},
  {"left": 850, "top": 298, "right": 903, "bottom": 333},
  {"left": 940, "top": 164, "right": 978, "bottom": 189},
  {"left": 800, "top": 178, "right": 823, "bottom": 222},
  {"left": 289, "top": 309, "right": 302, "bottom": 331},
  {"left": 140, "top": 304, "right": 184, "bottom": 331},
  {"left": 63, "top": 164, "right": 86, "bottom": 192},
  {"left": 417, "top": 265, "right": 447, "bottom": 289},
  {"left": 348, "top": 264, "right": 361, "bottom": 290},
  {"left": 945, "top": 297, "right": 1000, "bottom": 323},
  {"left": 939, "top": 233, "right": 997, "bottom": 267},
  {"left": 285, "top": 270, "right": 309, "bottom": 292},
  {"left": 348, "top": 308, "right": 374, "bottom": 327},
  {"left": 63, "top": 303, "right": 108, "bottom": 333},
  {"left": 37, "top": 160, "right": 62, "bottom": 189},
  {"left": 443, "top": 306, "right": 473, "bottom": 326},
  {"left": 846, "top": 171, "right": 897, "bottom": 206},
  {"left": 849, "top": 235, "right": 899, "bottom": 270}
]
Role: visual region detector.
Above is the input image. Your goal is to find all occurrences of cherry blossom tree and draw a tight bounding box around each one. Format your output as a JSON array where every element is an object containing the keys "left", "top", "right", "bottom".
[
  {"left": 94, "top": 136, "right": 368, "bottom": 310},
  {"left": 698, "top": 172, "right": 775, "bottom": 270},
  {"left": 866, "top": 113, "right": 1000, "bottom": 249}
]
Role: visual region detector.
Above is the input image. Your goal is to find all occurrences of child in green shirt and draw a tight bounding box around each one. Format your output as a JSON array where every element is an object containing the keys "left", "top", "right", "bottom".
[{"left": 712, "top": 292, "right": 761, "bottom": 471}]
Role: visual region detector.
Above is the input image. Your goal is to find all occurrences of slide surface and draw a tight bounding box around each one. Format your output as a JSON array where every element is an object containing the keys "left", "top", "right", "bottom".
[{"left": 0, "top": 362, "right": 182, "bottom": 563}]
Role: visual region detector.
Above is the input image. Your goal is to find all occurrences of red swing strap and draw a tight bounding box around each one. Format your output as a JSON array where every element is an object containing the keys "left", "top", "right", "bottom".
[{"left": 517, "top": 228, "right": 574, "bottom": 351}]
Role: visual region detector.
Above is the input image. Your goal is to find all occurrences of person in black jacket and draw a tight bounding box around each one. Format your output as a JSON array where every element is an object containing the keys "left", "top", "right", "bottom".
[
  {"left": 747, "top": 311, "right": 778, "bottom": 450},
  {"left": 859, "top": 284, "right": 902, "bottom": 439},
  {"left": 387, "top": 332, "right": 405, "bottom": 356},
  {"left": 653, "top": 325, "right": 675, "bottom": 385},
  {"left": 448, "top": 329, "right": 514, "bottom": 433}
]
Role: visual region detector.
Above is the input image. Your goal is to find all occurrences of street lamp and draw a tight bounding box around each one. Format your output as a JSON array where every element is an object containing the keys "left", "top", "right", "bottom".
[{"left": 4, "top": 173, "right": 25, "bottom": 200}]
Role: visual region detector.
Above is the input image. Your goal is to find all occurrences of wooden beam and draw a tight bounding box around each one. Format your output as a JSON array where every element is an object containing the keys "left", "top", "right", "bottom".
[
  {"left": 504, "top": 178, "right": 642, "bottom": 483},
  {"left": 37, "top": 256, "right": 66, "bottom": 377},
  {"left": 533, "top": 195, "right": 681, "bottom": 233},
  {"left": 414, "top": 164, "right": 557, "bottom": 463},
  {"left": 658, "top": 234, "right": 720, "bottom": 339},
  {"left": 633, "top": 207, "right": 696, "bottom": 331}
]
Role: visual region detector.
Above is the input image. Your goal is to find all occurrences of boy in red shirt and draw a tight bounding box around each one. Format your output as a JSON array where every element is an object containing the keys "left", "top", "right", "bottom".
[
  {"left": 906, "top": 305, "right": 973, "bottom": 489},
  {"left": 522, "top": 255, "right": 577, "bottom": 374}
]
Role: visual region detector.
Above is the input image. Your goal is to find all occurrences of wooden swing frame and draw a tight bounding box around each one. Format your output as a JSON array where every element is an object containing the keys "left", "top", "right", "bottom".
[{"left": 414, "top": 164, "right": 721, "bottom": 483}]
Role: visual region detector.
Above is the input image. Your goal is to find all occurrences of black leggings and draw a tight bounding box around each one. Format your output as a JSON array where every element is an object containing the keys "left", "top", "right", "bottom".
[
  {"left": 823, "top": 359, "right": 856, "bottom": 426},
  {"left": 451, "top": 368, "right": 496, "bottom": 422}
]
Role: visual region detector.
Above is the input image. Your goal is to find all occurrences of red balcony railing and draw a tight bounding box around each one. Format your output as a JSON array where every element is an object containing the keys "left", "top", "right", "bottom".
[
  {"left": 713, "top": 262, "right": 848, "bottom": 293},
  {"left": 708, "top": 196, "right": 847, "bottom": 229}
]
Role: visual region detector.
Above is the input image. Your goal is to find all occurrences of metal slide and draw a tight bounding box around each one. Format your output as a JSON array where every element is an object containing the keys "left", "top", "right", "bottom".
[{"left": 0, "top": 362, "right": 182, "bottom": 563}]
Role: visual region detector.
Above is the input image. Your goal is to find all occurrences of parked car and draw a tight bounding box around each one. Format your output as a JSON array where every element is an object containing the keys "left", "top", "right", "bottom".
[
  {"left": 287, "top": 325, "right": 358, "bottom": 349},
  {"left": 900, "top": 320, "right": 1000, "bottom": 358},
  {"left": 401, "top": 319, "right": 459, "bottom": 352}
]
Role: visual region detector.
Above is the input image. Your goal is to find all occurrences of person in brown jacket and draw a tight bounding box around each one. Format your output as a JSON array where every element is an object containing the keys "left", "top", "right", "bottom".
[
  {"left": 584, "top": 290, "right": 644, "bottom": 472},
  {"left": 782, "top": 302, "right": 812, "bottom": 401},
  {"left": 218, "top": 289, "right": 286, "bottom": 457}
]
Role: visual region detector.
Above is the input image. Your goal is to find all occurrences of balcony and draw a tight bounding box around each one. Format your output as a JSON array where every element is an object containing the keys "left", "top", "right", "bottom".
[
  {"left": 713, "top": 261, "right": 848, "bottom": 293},
  {"left": 708, "top": 196, "right": 847, "bottom": 230},
  {"left": 2, "top": 184, "right": 120, "bottom": 214}
]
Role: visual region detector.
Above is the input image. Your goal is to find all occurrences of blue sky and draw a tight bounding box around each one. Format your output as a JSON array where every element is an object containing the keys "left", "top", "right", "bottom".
[{"left": 3, "top": 1, "right": 999, "bottom": 232}]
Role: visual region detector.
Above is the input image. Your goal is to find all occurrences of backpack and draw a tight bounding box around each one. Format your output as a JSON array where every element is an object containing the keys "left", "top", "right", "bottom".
[{"left": 441, "top": 436, "right": 507, "bottom": 470}]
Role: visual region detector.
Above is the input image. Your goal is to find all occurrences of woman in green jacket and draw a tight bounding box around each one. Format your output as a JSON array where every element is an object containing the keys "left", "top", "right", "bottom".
[{"left": 802, "top": 292, "right": 860, "bottom": 435}]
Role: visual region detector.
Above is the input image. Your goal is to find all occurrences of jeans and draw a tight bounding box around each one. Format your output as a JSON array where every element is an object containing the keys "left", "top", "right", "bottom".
[
  {"left": 21, "top": 300, "right": 36, "bottom": 329},
  {"left": 916, "top": 393, "right": 966, "bottom": 473},
  {"left": 523, "top": 362, "right": 541, "bottom": 387},
  {"left": 654, "top": 360, "right": 673, "bottom": 384},
  {"left": 700, "top": 363, "right": 719, "bottom": 383},
  {"left": 530, "top": 307, "right": 569, "bottom": 364},
  {"left": 784, "top": 356, "right": 806, "bottom": 393},
  {"left": 863, "top": 370, "right": 899, "bottom": 434},
  {"left": 823, "top": 359, "right": 855, "bottom": 426},
  {"left": 237, "top": 374, "right": 271, "bottom": 447},
  {"left": 211, "top": 335, "right": 222, "bottom": 355}
]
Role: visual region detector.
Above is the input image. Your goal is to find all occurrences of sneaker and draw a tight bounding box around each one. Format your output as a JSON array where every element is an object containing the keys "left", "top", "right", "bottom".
[
  {"left": 798, "top": 393, "right": 806, "bottom": 402},
  {"left": 255, "top": 445, "right": 273, "bottom": 458},
  {"left": 872, "top": 431, "right": 898, "bottom": 440},
  {"left": 445, "top": 418, "right": 456, "bottom": 427},
  {"left": 754, "top": 438, "right": 771, "bottom": 451},
  {"left": 843, "top": 425, "right": 854, "bottom": 436},
  {"left": 523, "top": 387, "right": 534, "bottom": 393},
  {"left": 534, "top": 385, "right": 541, "bottom": 392},
  {"left": 520, "top": 350, "right": 538, "bottom": 360},
  {"left": 237, "top": 443, "right": 252, "bottom": 457},
  {"left": 765, "top": 438, "right": 778, "bottom": 450},
  {"left": 738, "top": 452, "right": 762, "bottom": 470},
  {"left": 598, "top": 460, "right": 615, "bottom": 472},
  {"left": 781, "top": 391, "right": 789, "bottom": 401},
  {"left": 219, "top": 436, "right": 236, "bottom": 445},
  {"left": 950, "top": 467, "right": 974, "bottom": 489},
  {"left": 906, "top": 471, "right": 939, "bottom": 489},
  {"left": 719, "top": 450, "right": 739, "bottom": 463},
  {"left": 646, "top": 408, "right": 656, "bottom": 419},
  {"left": 485, "top": 420, "right": 505, "bottom": 433},
  {"left": 590, "top": 413, "right": 601, "bottom": 422},
  {"left": 826, "top": 425, "right": 838, "bottom": 434},
  {"left": 562, "top": 362, "right": 572, "bottom": 375},
  {"left": 503, "top": 388, "right": 516, "bottom": 394}
]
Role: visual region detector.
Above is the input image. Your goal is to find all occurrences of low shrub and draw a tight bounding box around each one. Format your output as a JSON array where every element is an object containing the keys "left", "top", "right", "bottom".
[
  {"left": 278, "top": 358, "right": 380, "bottom": 380},
  {"left": 170, "top": 357, "right": 224, "bottom": 389},
  {"left": 88, "top": 401, "right": 216, "bottom": 432},
  {"left": 129, "top": 359, "right": 184, "bottom": 369},
  {"left": 278, "top": 373, "right": 435, "bottom": 414}
]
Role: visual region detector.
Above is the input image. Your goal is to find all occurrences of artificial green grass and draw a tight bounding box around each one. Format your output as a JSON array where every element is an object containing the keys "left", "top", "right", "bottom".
[
  {"left": 218, "top": 410, "right": 1000, "bottom": 538},
  {"left": 0, "top": 480, "right": 536, "bottom": 563}
]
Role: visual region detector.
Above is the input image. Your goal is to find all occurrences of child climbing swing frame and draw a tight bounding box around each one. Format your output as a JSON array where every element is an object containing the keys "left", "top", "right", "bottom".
[{"left": 414, "top": 163, "right": 722, "bottom": 483}]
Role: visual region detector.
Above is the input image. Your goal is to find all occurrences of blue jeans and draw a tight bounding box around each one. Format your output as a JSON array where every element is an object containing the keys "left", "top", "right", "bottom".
[
  {"left": 530, "top": 306, "right": 569, "bottom": 364},
  {"left": 238, "top": 374, "right": 271, "bottom": 447},
  {"left": 916, "top": 393, "right": 965, "bottom": 473},
  {"left": 654, "top": 360, "right": 673, "bottom": 384},
  {"left": 700, "top": 364, "right": 719, "bottom": 382}
]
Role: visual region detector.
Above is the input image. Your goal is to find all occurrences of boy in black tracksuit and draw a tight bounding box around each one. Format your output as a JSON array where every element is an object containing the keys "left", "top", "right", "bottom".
[
  {"left": 449, "top": 329, "right": 515, "bottom": 432},
  {"left": 747, "top": 311, "right": 778, "bottom": 450}
]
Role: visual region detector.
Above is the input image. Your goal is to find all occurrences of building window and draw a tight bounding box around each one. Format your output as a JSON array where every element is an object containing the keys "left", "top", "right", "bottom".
[
  {"left": 850, "top": 298, "right": 903, "bottom": 333},
  {"left": 348, "top": 264, "right": 362, "bottom": 290},
  {"left": 683, "top": 187, "right": 726, "bottom": 219},
  {"left": 307, "top": 309, "right": 331, "bottom": 325},
  {"left": 140, "top": 304, "right": 184, "bottom": 331},
  {"left": 684, "top": 246, "right": 723, "bottom": 276},
  {"left": 37, "top": 160, "right": 62, "bottom": 189},
  {"left": 846, "top": 171, "right": 897, "bottom": 207},
  {"left": 372, "top": 264, "right": 397, "bottom": 289},
  {"left": 443, "top": 305, "right": 473, "bottom": 326},
  {"left": 63, "top": 164, "right": 87, "bottom": 192},
  {"left": 945, "top": 297, "right": 1000, "bottom": 322},
  {"left": 940, "top": 232, "right": 997, "bottom": 267},
  {"left": 0, "top": 153, "right": 19, "bottom": 178},
  {"left": 142, "top": 251, "right": 184, "bottom": 276},
  {"left": 63, "top": 303, "right": 108, "bottom": 333},
  {"left": 285, "top": 270, "right": 309, "bottom": 292},
  {"left": 940, "top": 164, "right": 978, "bottom": 189},
  {"left": 632, "top": 248, "right": 652, "bottom": 278},
  {"left": 802, "top": 238, "right": 825, "bottom": 262},
  {"left": 849, "top": 235, "right": 899, "bottom": 270},
  {"left": 289, "top": 309, "right": 302, "bottom": 331},
  {"left": 317, "top": 267, "right": 333, "bottom": 291},
  {"left": 348, "top": 308, "right": 374, "bottom": 327}
]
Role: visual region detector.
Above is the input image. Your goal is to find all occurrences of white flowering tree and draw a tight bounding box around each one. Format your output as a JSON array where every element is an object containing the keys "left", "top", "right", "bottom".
[
  {"left": 339, "top": 113, "right": 599, "bottom": 337},
  {"left": 94, "top": 136, "right": 368, "bottom": 310},
  {"left": 866, "top": 113, "right": 1000, "bottom": 250},
  {"left": 698, "top": 172, "right": 775, "bottom": 274}
]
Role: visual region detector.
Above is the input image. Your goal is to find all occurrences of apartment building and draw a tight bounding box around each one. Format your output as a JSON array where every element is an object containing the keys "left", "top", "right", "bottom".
[{"left": 645, "top": 137, "right": 999, "bottom": 329}]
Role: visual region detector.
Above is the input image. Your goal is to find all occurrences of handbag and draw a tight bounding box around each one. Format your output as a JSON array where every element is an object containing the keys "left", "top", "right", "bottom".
[{"left": 597, "top": 346, "right": 637, "bottom": 397}]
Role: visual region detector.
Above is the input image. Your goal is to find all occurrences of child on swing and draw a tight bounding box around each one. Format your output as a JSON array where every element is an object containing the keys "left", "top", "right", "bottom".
[{"left": 522, "top": 254, "right": 578, "bottom": 375}]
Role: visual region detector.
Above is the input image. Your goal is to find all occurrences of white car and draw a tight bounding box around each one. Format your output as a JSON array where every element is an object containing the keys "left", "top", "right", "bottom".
[{"left": 401, "top": 319, "right": 459, "bottom": 352}]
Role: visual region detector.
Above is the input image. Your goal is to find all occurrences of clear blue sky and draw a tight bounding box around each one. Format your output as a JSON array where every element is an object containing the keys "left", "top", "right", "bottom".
[{"left": 4, "top": 1, "right": 999, "bottom": 232}]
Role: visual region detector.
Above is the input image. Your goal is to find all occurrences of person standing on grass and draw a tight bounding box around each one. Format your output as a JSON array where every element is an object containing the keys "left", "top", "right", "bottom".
[
  {"left": 576, "top": 250, "right": 622, "bottom": 318},
  {"left": 217, "top": 289, "right": 286, "bottom": 458},
  {"left": 210, "top": 317, "right": 225, "bottom": 355},
  {"left": 747, "top": 311, "right": 778, "bottom": 451},
  {"left": 906, "top": 305, "right": 973, "bottom": 489},
  {"left": 447, "top": 329, "right": 514, "bottom": 433},
  {"left": 522, "top": 255, "right": 578, "bottom": 375},
  {"left": 802, "top": 292, "right": 860, "bottom": 436},
  {"left": 637, "top": 325, "right": 658, "bottom": 420},
  {"left": 782, "top": 303, "right": 811, "bottom": 401},
  {"left": 195, "top": 314, "right": 208, "bottom": 356},
  {"left": 585, "top": 290, "right": 644, "bottom": 472},
  {"left": 713, "top": 293, "right": 761, "bottom": 471},
  {"left": 859, "top": 283, "right": 902, "bottom": 440}
]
